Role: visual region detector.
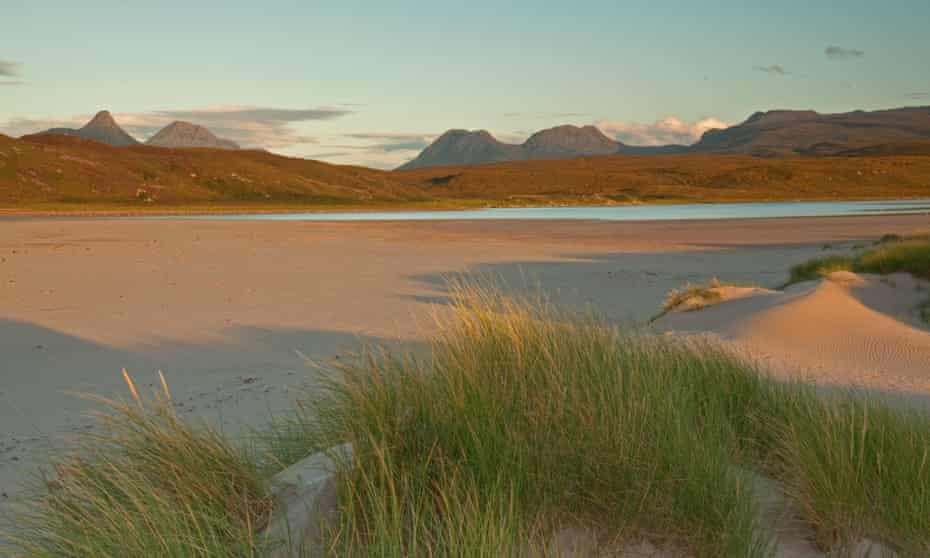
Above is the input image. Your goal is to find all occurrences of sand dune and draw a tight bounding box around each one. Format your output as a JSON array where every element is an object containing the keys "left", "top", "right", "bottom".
[
  {"left": 1, "top": 214, "right": 928, "bottom": 536},
  {"left": 658, "top": 272, "right": 930, "bottom": 396}
]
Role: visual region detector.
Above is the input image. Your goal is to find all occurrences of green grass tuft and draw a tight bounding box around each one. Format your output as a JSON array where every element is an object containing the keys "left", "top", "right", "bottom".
[
  {"left": 660, "top": 276, "right": 725, "bottom": 315},
  {"left": 784, "top": 255, "right": 857, "bottom": 285},
  {"left": 273, "top": 285, "right": 930, "bottom": 556},
  {"left": 9, "top": 283, "right": 930, "bottom": 556},
  {"left": 4, "top": 374, "right": 273, "bottom": 558},
  {"left": 785, "top": 234, "right": 930, "bottom": 287}
]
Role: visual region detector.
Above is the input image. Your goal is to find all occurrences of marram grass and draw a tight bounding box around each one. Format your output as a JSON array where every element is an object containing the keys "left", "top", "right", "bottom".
[
  {"left": 4, "top": 371, "right": 273, "bottom": 558},
  {"left": 8, "top": 285, "right": 930, "bottom": 557},
  {"left": 785, "top": 234, "right": 930, "bottom": 286},
  {"left": 273, "top": 284, "right": 930, "bottom": 556}
]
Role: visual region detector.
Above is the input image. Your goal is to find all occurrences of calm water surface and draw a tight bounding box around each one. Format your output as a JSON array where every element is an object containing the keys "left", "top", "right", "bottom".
[{"left": 192, "top": 199, "right": 930, "bottom": 222}]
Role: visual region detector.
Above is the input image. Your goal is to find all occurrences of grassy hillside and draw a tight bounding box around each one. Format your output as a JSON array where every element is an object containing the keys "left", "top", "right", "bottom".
[
  {"left": 2, "top": 133, "right": 930, "bottom": 211},
  {"left": 395, "top": 153, "right": 930, "bottom": 204},
  {"left": 0, "top": 134, "right": 427, "bottom": 208}
]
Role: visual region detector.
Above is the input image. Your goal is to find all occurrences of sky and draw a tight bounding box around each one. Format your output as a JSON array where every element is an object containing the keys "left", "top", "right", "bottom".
[{"left": 2, "top": 0, "right": 929, "bottom": 168}]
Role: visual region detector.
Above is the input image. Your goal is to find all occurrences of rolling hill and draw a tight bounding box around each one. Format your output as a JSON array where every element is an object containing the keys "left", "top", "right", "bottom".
[
  {"left": 0, "top": 133, "right": 426, "bottom": 206},
  {"left": 394, "top": 152, "right": 930, "bottom": 204}
]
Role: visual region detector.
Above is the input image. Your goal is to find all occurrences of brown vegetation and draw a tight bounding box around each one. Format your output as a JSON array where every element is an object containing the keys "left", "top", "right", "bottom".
[
  {"left": 0, "top": 134, "right": 426, "bottom": 207},
  {"left": 2, "top": 133, "right": 930, "bottom": 209},
  {"left": 396, "top": 153, "right": 930, "bottom": 203}
]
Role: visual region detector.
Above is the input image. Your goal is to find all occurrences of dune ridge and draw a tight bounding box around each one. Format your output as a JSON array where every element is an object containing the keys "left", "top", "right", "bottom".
[{"left": 659, "top": 272, "right": 930, "bottom": 395}]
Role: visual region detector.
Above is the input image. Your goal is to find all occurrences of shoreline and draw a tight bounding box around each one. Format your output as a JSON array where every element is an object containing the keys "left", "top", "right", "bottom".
[{"left": 1, "top": 197, "right": 929, "bottom": 220}]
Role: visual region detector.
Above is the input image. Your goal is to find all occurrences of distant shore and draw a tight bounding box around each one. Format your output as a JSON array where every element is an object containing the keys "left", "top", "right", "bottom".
[{"left": 2, "top": 194, "right": 930, "bottom": 218}]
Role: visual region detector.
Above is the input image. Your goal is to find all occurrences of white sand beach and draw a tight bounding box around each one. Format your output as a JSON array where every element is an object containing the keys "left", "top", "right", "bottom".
[{"left": 2, "top": 214, "right": 929, "bottom": 522}]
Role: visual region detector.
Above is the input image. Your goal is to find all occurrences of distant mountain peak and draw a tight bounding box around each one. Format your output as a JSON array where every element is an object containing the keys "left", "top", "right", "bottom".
[
  {"left": 146, "top": 121, "right": 239, "bottom": 150},
  {"left": 397, "top": 129, "right": 519, "bottom": 169},
  {"left": 523, "top": 125, "right": 618, "bottom": 157},
  {"left": 693, "top": 106, "right": 930, "bottom": 156},
  {"left": 401, "top": 123, "right": 680, "bottom": 170},
  {"left": 32, "top": 109, "right": 139, "bottom": 147},
  {"left": 85, "top": 110, "right": 118, "bottom": 127}
]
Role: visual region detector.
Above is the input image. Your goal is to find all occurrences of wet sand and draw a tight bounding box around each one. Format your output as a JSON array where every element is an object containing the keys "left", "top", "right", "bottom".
[{"left": 1, "top": 214, "right": 928, "bottom": 519}]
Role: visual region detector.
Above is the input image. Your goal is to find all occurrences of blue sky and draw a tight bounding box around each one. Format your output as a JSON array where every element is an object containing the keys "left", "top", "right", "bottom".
[{"left": 2, "top": 0, "right": 929, "bottom": 168}]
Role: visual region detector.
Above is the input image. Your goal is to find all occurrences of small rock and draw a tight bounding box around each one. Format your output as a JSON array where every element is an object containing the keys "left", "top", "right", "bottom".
[{"left": 262, "top": 443, "right": 352, "bottom": 557}]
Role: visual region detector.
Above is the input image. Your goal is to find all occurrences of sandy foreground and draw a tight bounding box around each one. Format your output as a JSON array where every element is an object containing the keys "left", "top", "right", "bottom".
[{"left": 1, "top": 214, "right": 929, "bottom": 525}]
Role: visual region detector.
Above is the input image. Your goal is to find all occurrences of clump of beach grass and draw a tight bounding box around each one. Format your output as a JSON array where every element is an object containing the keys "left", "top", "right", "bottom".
[
  {"left": 771, "top": 397, "right": 930, "bottom": 553},
  {"left": 660, "top": 276, "right": 725, "bottom": 315},
  {"left": 297, "top": 286, "right": 770, "bottom": 557},
  {"left": 652, "top": 276, "right": 757, "bottom": 321},
  {"left": 275, "top": 283, "right": 930, "bottom": 556},
  {"left": 10, "top": 283, "right": 930, "bottom": 556},
  {"left": 5, "top": 371, "right": 274, "bottom": 558},
  {"left": 785, "top": 234, "right": 930, "bottom": 286}
]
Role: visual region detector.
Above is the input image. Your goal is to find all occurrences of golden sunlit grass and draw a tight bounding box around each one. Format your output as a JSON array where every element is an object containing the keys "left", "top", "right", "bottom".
[
  {"left": 659, "top": 277, "right": 725, "bottom": 314},
  {"left": 8, "top": 284, "right": 930, "bottom": 556},
  {"left": 784, "top": 235, "right": 930, "bottom": 316},
  {"left": 4, "top": 371, "right": 273, "bottom": 558},
  {"left": 267, "top": 284, "right": 930, "bottom": 556}
]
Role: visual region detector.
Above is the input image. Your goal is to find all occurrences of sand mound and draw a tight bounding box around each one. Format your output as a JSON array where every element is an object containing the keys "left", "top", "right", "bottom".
[{"left": 657, "top": 272, "right": 930, "bottom": 395}]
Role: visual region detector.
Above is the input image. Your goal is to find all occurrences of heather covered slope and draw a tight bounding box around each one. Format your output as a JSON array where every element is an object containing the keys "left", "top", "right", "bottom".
[
  {"left": 4, "top": 132, "right": 930, "bottom": 209},
  {"left": 395, "top": 152, "right": 930, "bottom": 203},
  {"left": 0, "top": 133, "right": 426, "bottom": 206}
]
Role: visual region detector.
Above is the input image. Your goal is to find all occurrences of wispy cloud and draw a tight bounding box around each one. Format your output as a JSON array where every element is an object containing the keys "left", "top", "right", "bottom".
[
  {"left": 905, "top": 92, "right": 929, "bottom": 100},
  {"left": 0, "top": 59, "right": 21, "bottom": 77},
  {"left": 502, "top": 111, "right": 589, "bottom": 119},
  {"left": 156, "top": 107, "right": 349, "bottom": 124},
  {"left": 0, "top": 59, "right": 24, "bottom": 85},
  {"left": 0, "top": 116, "right": 82, "bottom": 136},
  {"left": 0, "top": 105, "right": 353, "bottom": 149},
  {"left": 595, "top": 116, "right": 727, "bottom": 146},
  {"left": 309, "top": 132, "right": 435, "bottom": 169},
  {"left": 825, "top": 45, "right": 864, "bottom": 60},
  {"left": 342, "top": 132, "right": 432, "bottom": 153},
  {"left": 755, "top": 64, "right": 788, "bottom": 76}
]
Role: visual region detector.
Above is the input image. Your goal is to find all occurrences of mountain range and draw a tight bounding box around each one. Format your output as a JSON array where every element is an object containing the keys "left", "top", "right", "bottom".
[
  {"left": 4, "top": 125, "right": 930, "bottom": 207},
  {"left": 398, "top": 125, "right": 686, "bottom": 170},
  {"left": 399, "top": 106, "right": 930, "bottom": 169},
  {"left": 30, "top": 110, "right": 240, "bottom": 150}
]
